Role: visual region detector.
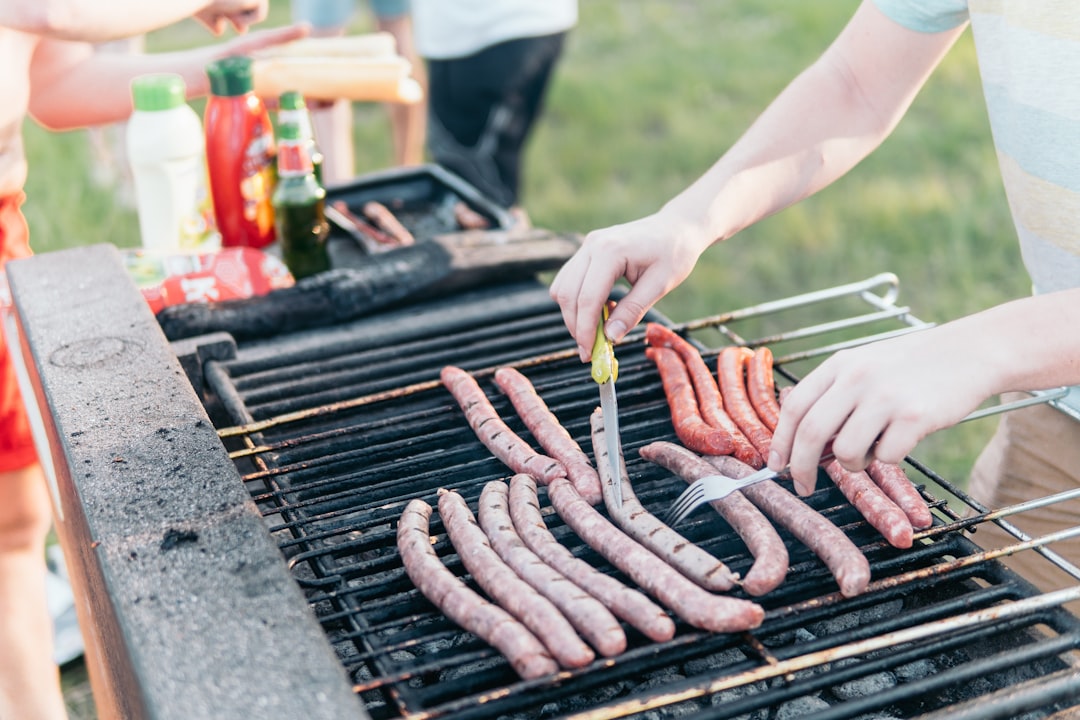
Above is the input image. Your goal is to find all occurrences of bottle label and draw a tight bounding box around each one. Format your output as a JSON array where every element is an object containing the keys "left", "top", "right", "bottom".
[{"left": 239, "top": 125, "right": 276, "bottom": 231}]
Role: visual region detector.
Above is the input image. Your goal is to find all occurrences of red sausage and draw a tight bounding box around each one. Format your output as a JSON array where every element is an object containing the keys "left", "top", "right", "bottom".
[
  {"left": 362, "top": 200, "right": 415, "bottom": 245},
  {"left": 716, "top": 346, "right": 773, "bottom": 464},
  {"left": 396, "top": 498, "right": 558, "bottom": 679},
  {"left": 507, "top": 473, "right": 676, "bottom": 643},
  {"left": 440, "top": 365, "right": 567, "bottom": 484},
  {"left": 645, "top": 346, "right": 739, "bottom": 457},
  {"left": 493, "top": 366, "right": 603, "bottom": 505},
  {"left": 546, "top": 476, "right": 765, "bottom": 634},
  {"left": 645, "top": 323, "right": 762, "bottom": 466},
  {"left": 438, "top": 489, "right": 595, "bottom": 668},
  {"left": 866, "top": 459, "right": 933, "bottom": 530},
  {"left": 823, "top": 460, "right": 914, "bottom": 549},
  {"left": 747, "top": 346, "right": 780, "bottom": 432},
  {"left": 706, "top": 455, "right": 871, "bottom": 598},
  {"left": 478, "top": 480, "right": 626, "bottom": 656},
  {"left": 590, "top": 408, "right": 739, "bottom": 592},
  {"left": 639, "top": 441, "right": 788, "bottom": 596}
]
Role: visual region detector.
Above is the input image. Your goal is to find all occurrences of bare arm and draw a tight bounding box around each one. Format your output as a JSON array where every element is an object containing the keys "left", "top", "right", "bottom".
[
  {"left": 27, "top": 24, "right": 308, "bottom": 130},
  {"left": 0, "top": 0, "right": 268, "bottom": 42},
  {"left": 550, "top": 0, "right": 968, "bottom": 359},
  {"left": 769, "top": 288, "right": 1080, "bottom": 494}
]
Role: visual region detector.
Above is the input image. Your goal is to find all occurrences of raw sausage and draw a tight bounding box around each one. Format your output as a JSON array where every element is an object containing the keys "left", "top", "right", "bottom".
[
  {"left": 453, "top": 201, "right": 491, "bottom": 230},
  {"left": 396, "top": 498, "right": 558, "bottom": 679},
  {"left": 638, "top": 441, "right": 788, "bottom": 596},
  {"left": 438, "top": 489, "right": 595, "bottom": 668},
  {"left": 590, "top": 408, "right": 740, "bottom": 592},
  {"left": 746, "top": 346, "right": 780, "bottom": 432},
  {"left": 440, "top": 366, "right": 566, "bottom": 484},
  {"left": 493, "top": 367, "right": 603, "bottom": 505},
  {"left": 866, "top": 459, "right": 933, "bottom": 530},
  {"left": 716, "top": 346, "right": 773, "bottom": 463},
  {"left": 706, "top": 455, "right": 871, "bottom": 598},
  {"left": 478, "top": 480, "right": 626, "bottom": 656},
  {"left": 644, "top": 324, "right": 762, "bottom": 466},
  {"left": 362, "top": 200, "right": 415, "bottom": 245},
  {"left": 645, "top": 346, "right": 740, "bottom": 458},
  {"left": 546, "top": 476, "right": 765, "bottom": 633},
  {"left": 507, "top": 473, "right": 676, "bottom": 643},
  {"left": 824, "top": 460, "right": 914, "bottom": 549}
]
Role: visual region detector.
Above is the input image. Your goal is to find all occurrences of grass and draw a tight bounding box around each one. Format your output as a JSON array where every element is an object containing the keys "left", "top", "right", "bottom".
[{"left": 24, "top": 3, "right": 1027, "bottom": 715}]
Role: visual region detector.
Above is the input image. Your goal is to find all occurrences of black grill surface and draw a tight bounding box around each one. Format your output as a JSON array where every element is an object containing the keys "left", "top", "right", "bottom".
[{"left": 201, "top": 280, "right": 1080, "bottom": 720}]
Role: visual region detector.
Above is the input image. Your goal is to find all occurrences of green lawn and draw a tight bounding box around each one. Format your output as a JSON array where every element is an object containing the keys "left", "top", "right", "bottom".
[{"left": 24, "top": 1, "right": 1021, "bottom": 490}]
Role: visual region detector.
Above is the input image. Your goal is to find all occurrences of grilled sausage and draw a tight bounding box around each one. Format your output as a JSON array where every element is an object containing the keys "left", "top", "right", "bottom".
[
  {"left": 866, "top": 459, "right": 933, "bottom": 530},
  {"left": 644, "top": 324, "right": 762, "bottom": 467},
  {"left": 437, "top": 489, "right": 595, "bottom": 669},
  {"left": 507, "top": 473, "right": 676, "bottom": 643},
  {"left": 590, "top": 408, "right": 740, "bottom": 592},
  {"left": 716, "top": 346, "right": 773, "bottom": 463},
  {"left": 823, "top": 460, "right": 914, "bottom": 549},
  {"left": 493, "top": 367, "right": 603, "bottom": 505},
  {"left": 440, "top": 366, "right": 567, "bottom": 484},
  {"left": 638, "top": 441, "right": 788, "bottom": 596},
  {"left": 478, "top": 481, "right": 626, "bottom": 657},
  {"left": 645, "top": 346, "right": 740, "bottom": 458},
  {"left": 546, "top": 476, "right": 765, "bottom": 633},
  {"left": 396, "top": 498, "right": 558, "bottom": 679},
  {"left": 453, "top": 201, "right": 491, "bottom": 230},
  {"left": 746, "top": 347, "right": 780, "bottom": 432},
  {"left": 362, "top": 200, "right": 415, "bottom": 245},
  {"left": 705, "top": 455, "right": 871, "bottom": 598}
]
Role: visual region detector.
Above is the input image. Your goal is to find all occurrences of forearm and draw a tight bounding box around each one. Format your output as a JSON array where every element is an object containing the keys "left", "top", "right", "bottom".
[{"left": 0, "top": 1, "right": 212, "bottom": 42}]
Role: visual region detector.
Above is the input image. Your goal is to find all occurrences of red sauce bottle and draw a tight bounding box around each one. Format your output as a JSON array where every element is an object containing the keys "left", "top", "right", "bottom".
[{"left": 204, "top": 56, "right": 277, "bottom": 249}]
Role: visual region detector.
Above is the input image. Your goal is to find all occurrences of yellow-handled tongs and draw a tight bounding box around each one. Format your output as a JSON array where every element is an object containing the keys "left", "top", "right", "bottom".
[{"left": 591, "top": 304, "right": 623, "bottom": 508}]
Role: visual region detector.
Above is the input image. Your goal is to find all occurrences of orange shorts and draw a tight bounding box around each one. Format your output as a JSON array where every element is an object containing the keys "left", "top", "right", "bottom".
[{"left": 0, "top": 191, "right": 36, "bottom": 473}]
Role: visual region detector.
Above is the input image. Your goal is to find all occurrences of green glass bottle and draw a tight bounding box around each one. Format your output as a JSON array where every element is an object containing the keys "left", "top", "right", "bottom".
[
  {"left": 273, "top": 121, "right": 330, "bottom": 279},
  {"left": 277, "top": 90, "right": 324, "bottom": 184}
]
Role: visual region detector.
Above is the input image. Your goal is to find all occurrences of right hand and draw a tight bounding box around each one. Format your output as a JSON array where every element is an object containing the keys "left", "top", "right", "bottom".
[
  {"left": 549, "top": 209, "right": 712, "bottom": 361},
  {"left": 195, "top": 0, "right": 269, "bottom": 35}
]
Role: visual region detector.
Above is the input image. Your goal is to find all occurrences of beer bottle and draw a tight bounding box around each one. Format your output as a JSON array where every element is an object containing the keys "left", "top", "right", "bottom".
[
  {"left": 272, "top": 121, "right": 330, "bottom": 279},
  {"left": 277, "top": 91, "right": 325, "bottom": 184}
]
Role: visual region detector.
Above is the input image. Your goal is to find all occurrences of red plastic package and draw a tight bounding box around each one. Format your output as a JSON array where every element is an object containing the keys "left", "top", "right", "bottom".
[{"left": 122, "top": 247, "right": 294, "bottom": 314}]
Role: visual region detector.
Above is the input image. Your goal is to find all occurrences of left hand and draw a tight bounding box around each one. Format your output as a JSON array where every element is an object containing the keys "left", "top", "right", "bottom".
[{"left": 207, "top": 22, "right": 310, "bottom": 60}]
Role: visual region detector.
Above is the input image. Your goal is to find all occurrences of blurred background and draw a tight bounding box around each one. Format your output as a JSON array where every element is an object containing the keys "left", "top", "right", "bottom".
[{"left": 26, "top": 2, "right": 1021, "bottom": 715}]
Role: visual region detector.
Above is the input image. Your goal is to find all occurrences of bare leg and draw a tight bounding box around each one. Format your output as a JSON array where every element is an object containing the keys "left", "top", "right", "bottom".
[
  {"left": 0, "top": 462, "right": 67, "bottom": 720},
  {"left": 376, "top": 14, "right": 427, "bottom": 167}
]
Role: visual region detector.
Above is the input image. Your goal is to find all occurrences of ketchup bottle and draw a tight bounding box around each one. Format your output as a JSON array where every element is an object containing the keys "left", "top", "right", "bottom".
[{"left": 204, "top": 56, "right": 277, "bottom": 249}]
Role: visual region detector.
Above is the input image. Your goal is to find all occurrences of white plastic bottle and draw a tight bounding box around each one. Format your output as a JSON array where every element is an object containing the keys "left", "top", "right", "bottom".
[{"left": 126, "top": 73, "right": 220, "bottom": 252}]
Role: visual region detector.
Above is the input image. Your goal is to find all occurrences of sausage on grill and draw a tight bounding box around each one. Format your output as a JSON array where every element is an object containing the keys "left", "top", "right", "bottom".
[
  {"left": 716, "top": 346, "right": 773, "bottom": 462},
  {"left": 396, "top": 498, "right": 558, "bottom": 679},
  {"left": 440, "top": 365, "right": 566, "bottom": 484},
  {"left": 644, "top": 324, "right": 761, "bottom": 467},
  {"left": 438, "top": 489, "right": 595, "bottom": 668},
  {"left": 478, "top": 480, "right": 626, "bottom": 656},
  {"left": 362, "top": 200, "right": 415, "bottom": 245},
  {"left": 645, "top": 346, "right": 741, "bottom": 458},
  {"left": 590, "top": 408, "right": 740, "bottom": 592},
  {"left": 705, "top": 455, "right": 871, "bottom": 598},
  {"left": 493, "top": 366, "right": 603, "bottom": 505},
  {"left": 546, "top": 476, "right": 765, "bottom": 633},
  {"left": 823, "top": 460, "right": 914, "bottom": 549},
  {"left": 866, "top": 459, "right": 933, "bottom": 530},
  {"left": 746, "top": 346, "right": 780, "bottom": 432},
  {"left": 638, "top": 441, "right": 788, "bottom": 596},
  {"left": 453, "top": 201, "right": 491, "bottom": 230},
  {"left": 507, "top": 473, "right": 676, "bottom": 643}
]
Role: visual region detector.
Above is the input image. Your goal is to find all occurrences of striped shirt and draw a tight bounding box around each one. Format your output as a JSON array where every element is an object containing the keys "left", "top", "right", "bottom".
[{"left": 875, "top": 0, "right": 1080, "bottom": 297}]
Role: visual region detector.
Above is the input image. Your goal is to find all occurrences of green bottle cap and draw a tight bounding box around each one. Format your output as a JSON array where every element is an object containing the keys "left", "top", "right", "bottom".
[
  {"left": 131, "top": 73, "right": 186, "bottom": 112},
  {"left": 279, "top": 91, "right": 307, "bottom": 111},
  {"left": 277, "top": 121, "right": 302, "bottom": 141},
  {"left": 206, "top": 56, "right": 254, "bottom": 97}
]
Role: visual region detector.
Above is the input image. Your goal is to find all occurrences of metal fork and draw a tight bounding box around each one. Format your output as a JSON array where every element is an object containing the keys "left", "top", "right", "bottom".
[{"left": 664, "top": 451, "right": 836, "bottom": 526}]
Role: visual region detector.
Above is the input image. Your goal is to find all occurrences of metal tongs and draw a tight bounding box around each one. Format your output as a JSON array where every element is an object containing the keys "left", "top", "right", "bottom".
[{"left": 592, "top": 304, "right": 623, "bottom": 508}]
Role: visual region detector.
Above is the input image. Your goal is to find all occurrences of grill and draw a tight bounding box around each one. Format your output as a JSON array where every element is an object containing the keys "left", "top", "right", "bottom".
[{"left": 7, "top": 243, "right": 1080, "bottom": 720}]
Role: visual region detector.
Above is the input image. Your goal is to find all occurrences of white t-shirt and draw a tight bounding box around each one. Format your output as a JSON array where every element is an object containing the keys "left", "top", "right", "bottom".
[{"left": 411, "top": 0, "right": 578, "bottom": 60}]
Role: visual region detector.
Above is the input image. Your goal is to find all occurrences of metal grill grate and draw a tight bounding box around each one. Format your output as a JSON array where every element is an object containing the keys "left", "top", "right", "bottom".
[{"left": 202, "top": 275, "right": 1080, "bottom": 720}]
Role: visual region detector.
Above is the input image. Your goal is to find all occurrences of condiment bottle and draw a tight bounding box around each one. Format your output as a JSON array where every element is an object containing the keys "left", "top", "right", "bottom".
[
  {"left": 204, "top": 56, "right": 277, "bottom": 249},
  {"left": 277, "top": 90, "right": 324, "bottom": 184},
  {"left": 126, "top": 73, "right": 219, "bottom": 252},
  {"left": 272, "top": 120, "right": 330, "bottom": 279}
]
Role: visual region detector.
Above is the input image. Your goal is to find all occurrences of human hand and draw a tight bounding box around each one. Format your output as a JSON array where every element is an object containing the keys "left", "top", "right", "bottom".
[
  {"left": 549, "top": 211, "right": 712, "bottom": 361},
  {"left": 195, "top": 0, "right": 269, "bottom": 35},
  {"left": 207, "top": 22, "right": 310, "bottom": 61},
  {"left": 767, "top": 324, "right": 996, "bottom": 495}
]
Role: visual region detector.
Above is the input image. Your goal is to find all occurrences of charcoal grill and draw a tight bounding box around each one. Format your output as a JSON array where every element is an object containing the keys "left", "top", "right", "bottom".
[{"left": 7, "top": 243, "right": 1080, "bottom": 720}]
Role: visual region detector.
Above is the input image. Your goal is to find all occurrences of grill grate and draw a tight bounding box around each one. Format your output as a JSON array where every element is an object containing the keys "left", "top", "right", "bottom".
[{"left": 201, "top": 275, "right": 1080, "bottom": 719}]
